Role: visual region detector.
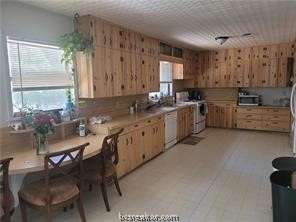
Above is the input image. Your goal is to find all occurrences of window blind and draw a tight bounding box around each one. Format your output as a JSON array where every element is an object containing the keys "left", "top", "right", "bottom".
[{"left": 7, "top": 39, "right": 72, "bottom": 91}]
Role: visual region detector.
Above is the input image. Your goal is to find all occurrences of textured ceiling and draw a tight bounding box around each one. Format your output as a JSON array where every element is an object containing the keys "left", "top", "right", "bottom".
[{"left": 15, "top": 0, "right": 296, "bottom": 50}]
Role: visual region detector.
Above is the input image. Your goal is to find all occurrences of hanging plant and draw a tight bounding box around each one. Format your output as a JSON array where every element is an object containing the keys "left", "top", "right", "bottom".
[{"left": 59, "top": 13, "right": 92, "bottom": 65}]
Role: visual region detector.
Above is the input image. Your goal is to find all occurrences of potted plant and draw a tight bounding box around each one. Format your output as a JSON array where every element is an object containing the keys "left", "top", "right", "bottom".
[
  {"left": 33, "top": 112, "right": 56, "bottom": 155},
  {"left": 59, "top": 13, "right": 92, "bottom": 65}
]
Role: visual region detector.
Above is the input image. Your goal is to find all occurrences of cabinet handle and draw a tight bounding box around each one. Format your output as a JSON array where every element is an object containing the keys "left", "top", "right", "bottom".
[
  {"left": 142, "top": 60, "right": 145, "bottom": 65},
  {"left": 120, "top": 57, "right": 124, "bottom": 62},
  {"left": 110, "top": 38, "right": 112, "bottom": 46},
  {"left": 130, "top": 136, "right": 133, "bottom": 144},
  {"left": 131, "top": 74, "right": 134, "bottom": 80},
  {"left": 121, "top": 84, "right": 125, "bottom": 90},
  {"left": 247, "top": 121, "right": 252, "bottom": 123},
  {"left": 147, "top": 120, "right": 151, "bottom": 123},
  {"left": 111, "top": 73, "right": 113, "bottom": 81},
  {"left": 134, "top": 124, "right": 138, "bottom": 127},
  {"left": 153, "top": 127, "right": 155, "bottom": 134},
  {"left": 142, "top": 131, "right": 145, "bottom": 136},
  {"left": 105, "top": 73, "right": 108, "bottom": 81},
  {"left": 142, "top": 84, "right": 145, "bottom": 88},
  {"left": 93, "top": 85, "right": 96, "bottom": 91},
  {"left": 126, "top": 138, "right": 129, "bottom": 146},
  {"left": 135, "top": 75, "right": 137, "bottom": 81},
  {"left": 120, "top": 43, "right": 124, "bottom": 48},
  {"left": 90, "top": 21, "right": 93, "bottom": 27}
]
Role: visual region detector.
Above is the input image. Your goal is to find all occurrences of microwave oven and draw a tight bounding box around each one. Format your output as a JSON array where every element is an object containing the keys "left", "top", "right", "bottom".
[{"left": 238, "top": 95, "right": 259, "bottom": 106}]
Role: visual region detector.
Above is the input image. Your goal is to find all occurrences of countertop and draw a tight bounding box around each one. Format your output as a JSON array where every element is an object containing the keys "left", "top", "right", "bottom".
[{"left": 88, "top": 104, "right": 193, "bottom": 133}]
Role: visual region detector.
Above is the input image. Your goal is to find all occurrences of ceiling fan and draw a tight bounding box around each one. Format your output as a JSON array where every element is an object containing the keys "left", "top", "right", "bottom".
[{"left": 215, "top": 33, "right": 253, "bottom": 45}]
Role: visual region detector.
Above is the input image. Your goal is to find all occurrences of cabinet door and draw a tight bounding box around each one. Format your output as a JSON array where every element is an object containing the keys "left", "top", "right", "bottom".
[
  {"left": 156, "top": 120, "right": 165, "bottom": 154},
  {"left": 259, "top": 46, "right": 270, "bottom": 59},
  {"left": 243, "top": 60, "right": 251, "bottom": 87},
  {"left": 226, "top": 62, "right": 234, "bottom": 87},
  {"left": 124, "top": 52, "right": 136, "bottom": 95},
  {"left": 205, "top": 60, "right": 214, "bottom": 88},
  {"left": 251, "top": 60, "right": 259, "bottom": 87},
  {"left": 224, "top": 107, "right": 233, "bottom": 128},
  {"left": 112, "top": 49, "right": 124, "bottom": 96},
  {"left": 269, "top": 58, "right": 278, "bottom": 87},
  {"left": 243, "top": 47, "right": 252, "bottom": 60},
  {"left": 213, "top": 62, "right": 221, "bottom": 87},
  {"left": 143, "top": 125, "right": 154, "bottom": 161},
  {"left": 140, "top": 55, "right": 150, "bottom": 93},
  {"left": 150, "top": 56, "right": 160, "bottom": 92},
  {"left": 234, "top": 60, "right": 244, "bottom": 87},
  {"left": 220, "top": 62, "right": 231, "bottom": 87},
  {"left": 270, "top": 45, "right": 279, "bottom": 59},
  {"left": 129, "top": 131, "right": 142, "bottom": 170},
  {"left": 258, "top": 59, "right": 270, "bottom": 87},
  {"left": 95, "top": 19, "right": 112, "bottom": 48},
  {"left": 278, "top": 58, "right": 288, "bottom": 87},
  {"left": 236, "top": 48, "right": 243, "bottom": 60},
  {"left": 111, "top": 25, "right": 125, "bottom": 50},
  {"left": 251, "top": 46, "right": 260, "bottom": 60},
  {"left": 206, "top": 104, "right": 215, "bottom": 127},
  {"left": 172, "top": 63, "right": 184, "bottom": 80},
  {"left": 227, "top": 49, "right": 236, "bottom": 62},
  {"left": 116, "top": 134, "right": 130, "bottom": 177},
  {"left": 214, "top": 106, "right": 221, "bottom": 127},
  {"left": 135, "top": 54, "right": 144, "bottom": 94}
]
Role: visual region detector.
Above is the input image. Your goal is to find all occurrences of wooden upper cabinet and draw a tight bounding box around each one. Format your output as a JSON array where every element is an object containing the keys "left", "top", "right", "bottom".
[
  {"left": 259, "top": 46, "right": 271, "bottom": 59},
  {"left": 251, "top": 46, "right": 260, "bottom": 60},
  {"left": 279, "top": 43, "right": 294, "bottom": 58},
  {"left": 227, "top": 49, "right": 236, "bottom": 62},
  {"left": 236, "top": 48, "right": 243, "bottom": 60},
  {"left": 258, "top": 59, "right": 270, "bottom": 87},
  {"left": 251, "top": 59, "right": 259, "bottom": 87},
  {"left": 183, "top": 49, "right": 193, "bottom": 79},
  {"left": 270, "top": 45, "right": 279, "bottom": 59},
  {"left": 243, "top": 60, "right": 251, "bottom": 87},
  {"left": 172, "top": 63, "right": 184, "bottom": 80},
  {"left": 243, "top": 47, "right": 252, "bottom": 60},
  {"left": 213, "top": 62, "right": 221, "bottom": 87},
  {"left": 269, "top": 58, "right": 278, "bottom": 87},
  {"left": 234, "top": 60, "right": 244, "bottom": 87}
]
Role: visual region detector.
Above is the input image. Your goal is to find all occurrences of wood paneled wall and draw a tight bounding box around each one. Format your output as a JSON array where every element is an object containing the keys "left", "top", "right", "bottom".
[
  {"left": 78, "top": 94, "right": 148, "bottom": 119},
  {"left": 199, "top": 88, "right": 238, "bottom": 101}
]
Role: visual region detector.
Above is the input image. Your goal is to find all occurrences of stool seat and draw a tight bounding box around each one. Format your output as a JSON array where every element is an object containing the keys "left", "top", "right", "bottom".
[{"left": 272, "top": 157, "right": 296, "bottom": 171}]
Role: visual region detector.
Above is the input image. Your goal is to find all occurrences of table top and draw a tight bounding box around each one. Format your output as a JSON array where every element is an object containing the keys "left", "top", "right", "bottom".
[{"left": 6, "top": 134, "right": 106, "bottom": 175}]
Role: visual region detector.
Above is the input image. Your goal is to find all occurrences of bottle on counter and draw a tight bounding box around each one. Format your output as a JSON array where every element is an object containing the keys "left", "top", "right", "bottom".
[{"left": 79, "top": 120, "right": 86, "bottom": 137}]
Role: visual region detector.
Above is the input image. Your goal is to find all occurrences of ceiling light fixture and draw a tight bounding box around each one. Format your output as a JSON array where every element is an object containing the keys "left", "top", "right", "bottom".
[{"left": 215, "top": 33, "right": 253, "bottom": 45}]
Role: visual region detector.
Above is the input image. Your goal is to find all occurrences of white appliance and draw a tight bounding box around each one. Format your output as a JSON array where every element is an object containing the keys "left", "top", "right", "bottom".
[
  {"left": 176, "top": 91, "right": 207, "bottom": 134},
  {"left": 290, "top": 83, "right": 296, "bottom": 155},
  {"left": 165, "top": 111, "right": 177, "bottom": 149}
]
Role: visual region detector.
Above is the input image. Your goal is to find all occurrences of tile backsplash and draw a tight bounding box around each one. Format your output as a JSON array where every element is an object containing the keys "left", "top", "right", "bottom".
[{"left": 241, "top": 87, "right": 291, "bottom": 106}]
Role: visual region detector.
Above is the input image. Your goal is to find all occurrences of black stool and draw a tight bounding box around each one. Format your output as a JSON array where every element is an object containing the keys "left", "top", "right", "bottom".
[{"left": 272, "top": 157, "right": 296, "bottom": 171}]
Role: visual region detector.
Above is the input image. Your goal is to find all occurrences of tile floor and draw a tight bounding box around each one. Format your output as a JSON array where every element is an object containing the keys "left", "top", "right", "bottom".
[{"left": 12, "top": 128, "right": 291, "bottom": 222}]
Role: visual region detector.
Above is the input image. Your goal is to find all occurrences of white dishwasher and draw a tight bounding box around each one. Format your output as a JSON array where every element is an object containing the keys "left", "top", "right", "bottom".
[{"left": 165, "top": 111, "right": 177, "bottom": 149}]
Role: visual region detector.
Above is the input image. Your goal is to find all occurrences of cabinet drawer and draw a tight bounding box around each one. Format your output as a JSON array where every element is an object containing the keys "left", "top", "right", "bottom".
[
  {"left": 262, "top": 108, "right": 290, "bottom": 116},
  {"left": 237, "top": 107, "right": 262, "bottom": 114},
  {"left": 237, "top": 120, "right": 262, "bottom": 130},
  {"left": 237, "top": 113, "right": 262, "bottom": 120},
  {"left": 262, "top": 115, "right": 290, "bottom": 122},
  {"left": 262, "top": 121, "right": 290, "bottom": 132}
]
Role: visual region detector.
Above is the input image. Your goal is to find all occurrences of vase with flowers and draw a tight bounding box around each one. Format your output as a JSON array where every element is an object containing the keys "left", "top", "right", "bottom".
[{"left": 33, "top": 112, "right": 56, "bottom": 155}]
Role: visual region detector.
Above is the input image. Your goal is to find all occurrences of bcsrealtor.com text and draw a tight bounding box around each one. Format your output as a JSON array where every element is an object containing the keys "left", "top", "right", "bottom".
[{"left": 119, "top": 212, "right": 180, "bottom": 221}]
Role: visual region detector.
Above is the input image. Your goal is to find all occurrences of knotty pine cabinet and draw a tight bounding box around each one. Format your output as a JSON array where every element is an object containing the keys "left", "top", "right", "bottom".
[
  {"left": 192, "top": 42, "right": 294, "bottom": 88},
  {"left": 206, "top": 102, "right": 236, "bottom": 128},
  {"left": 76, "top": 15, "right": 159, "bottom": 98},
  {"left": 116, "top": 116, "right": 164, "bottom": 178},
  {"left": 177, "top": 106, "right": 194, "bottom": 141}
]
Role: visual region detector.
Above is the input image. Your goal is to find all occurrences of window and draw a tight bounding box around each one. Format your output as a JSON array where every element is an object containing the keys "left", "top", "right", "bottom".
[
  {"left": 149, "top": 61, "right": 173, "bottom": 99},
  {"left": 7, "top": 38, "right": 73, "bottom": 112}
]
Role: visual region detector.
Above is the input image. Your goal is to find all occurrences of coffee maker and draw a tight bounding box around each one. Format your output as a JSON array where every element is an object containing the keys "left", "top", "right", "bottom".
[{"left": 188, "top": 89, "right": 201, "bottom": 101}]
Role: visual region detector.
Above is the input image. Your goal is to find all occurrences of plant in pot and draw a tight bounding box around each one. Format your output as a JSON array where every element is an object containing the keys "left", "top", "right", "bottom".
[{"left": 59, "top": 13, "right": 92, "bottom": 65}]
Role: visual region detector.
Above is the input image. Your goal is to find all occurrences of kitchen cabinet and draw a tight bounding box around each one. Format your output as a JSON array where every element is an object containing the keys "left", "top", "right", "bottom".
[
  {"left": 233, "top": 60, "right": 244, "bottom": 87},
  {"left": 183, "top": 49, "right": 194, "bottom": 79},
  {"left": 236, "top": 107, "right": 290, "bottom": 132},
  {"left": 269, "top": 59, "right": 278, "bottom": 87},
  {"left": 76, "top": 14, "right": 159, "bottom": 98},
  {"left": 243, "top": 60, "right": 251, "bottom": 87},
  {"left": 206, "top": 102, "right": 236, "bottom": 128},
  {"left": 177, "top": 106, "right": 193, "bottom": 141},
  {"left": 172, "top": 63, "right": 184, "bottom": 80},
  {"left": 251, "top": 59, "right": 260, "bottom": 87},
  {"left": 258, "top": 59, "right": 270, "bottom": 87},
  {"left": 213, "top": 62, "right": 221, "bottom": 87},
  {"left": 116, "top": 116, "right": 165, "bottom": 178}
]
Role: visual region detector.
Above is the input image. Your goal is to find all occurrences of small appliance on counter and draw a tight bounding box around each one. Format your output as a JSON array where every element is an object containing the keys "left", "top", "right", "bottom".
[
  {"left": 188, "top": 88, "right": 201, "bottom": 101},
  {"left": 238, "top": 94, "right": 260, "bottom": 106}
]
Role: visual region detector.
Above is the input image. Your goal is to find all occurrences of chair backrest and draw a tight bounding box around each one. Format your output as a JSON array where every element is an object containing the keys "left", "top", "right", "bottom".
[
  {"left": 44, "top": 143, "right": 89, "bottom": 204},
  {"left": 101, "top": 128, "right": 124, "bottom": 173},
  {"left": 0, "top": 157, "right": 13, "bottom": 216}
]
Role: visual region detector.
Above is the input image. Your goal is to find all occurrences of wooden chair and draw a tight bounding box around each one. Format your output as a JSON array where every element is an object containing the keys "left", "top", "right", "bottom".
[
  {"left": 18, "top": 143, "right": 89, "bottom": 222},
  {"left": 0, "top": 157, "right": 14, "bottom": 222},
  {"left": 84, "top": 129, "right": 123, "bottom": 211}
]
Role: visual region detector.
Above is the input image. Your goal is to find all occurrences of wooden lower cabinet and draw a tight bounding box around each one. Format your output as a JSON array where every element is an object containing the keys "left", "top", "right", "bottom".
[
  {"left": 206, "top": 102, "right": 236, "bottom": 128},
  {"left": 116, "top": 117, "right": 164, "bottom": 177},
  {"left": 177, "top": 106, "right": 194, "bottom": 141}
]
